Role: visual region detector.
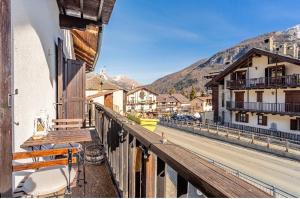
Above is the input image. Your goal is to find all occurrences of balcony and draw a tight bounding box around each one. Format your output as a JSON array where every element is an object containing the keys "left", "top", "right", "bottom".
[
  {"left": 92, "top": 103, "right": 269, "bottom": 197},
  {"left": 226, "top": 74, "right": 300, "bottom": 90},
  {"left": 226, "top": 101, "right": 300, "bottom": 116},
  {"left": 127, "top": 100, "right": 156, "bottom": 105}
]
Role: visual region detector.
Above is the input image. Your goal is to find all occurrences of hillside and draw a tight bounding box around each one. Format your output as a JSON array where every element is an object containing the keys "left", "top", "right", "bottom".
[
  {"left": 150, "top": 25, "right": 300, "bottom": 94},
  {"left": 86, "top": 72, "right": 140, "bottom": 91}
]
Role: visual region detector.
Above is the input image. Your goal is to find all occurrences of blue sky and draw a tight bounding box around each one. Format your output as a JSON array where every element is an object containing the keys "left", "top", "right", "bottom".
[{"left": 96, "top": 0, "right": 300, "bottom": 84}]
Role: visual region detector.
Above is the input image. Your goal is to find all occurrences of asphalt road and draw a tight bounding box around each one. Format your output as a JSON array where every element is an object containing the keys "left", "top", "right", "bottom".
[{"left": 155, "top": 125, "right": 300, "bottom": 197}]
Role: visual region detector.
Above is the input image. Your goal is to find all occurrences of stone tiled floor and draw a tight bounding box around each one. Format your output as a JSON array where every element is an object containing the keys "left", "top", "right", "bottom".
[{"left": 71, "top": 129, "right": 118, "bottom": 198}]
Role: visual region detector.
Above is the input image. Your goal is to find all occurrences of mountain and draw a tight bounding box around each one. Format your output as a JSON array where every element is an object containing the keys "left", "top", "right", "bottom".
[
  {"left": 150, "top": 25, "right": 300, "bottom": 94},
  {"left": 86, "top": 71, "right": 140, "bottom": 91},
  {"left": 111, "top": 75, "right": 140, "bottom": 90}
]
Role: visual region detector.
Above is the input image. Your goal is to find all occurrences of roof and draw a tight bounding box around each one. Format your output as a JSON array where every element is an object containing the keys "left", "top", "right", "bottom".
[
  {"left": 86, "top": 90, "right": 114, "bottom": 100},
  {"left": 157, "top": 94, "right": 177, "bottom": 103},
  {"left": 205, "top": 48, "right": 300, "bottom": 87},
  {"left": 192, "top": 96, "right": 212, "bottom": 102},
  {"left": 127, "top": 86, "right": 158, "bottom": 96},
  {"left": 86, "top": 76, "right": 122, "bottom": 90},
  {"left": 171, "top": 94, "right": 190, "bottom": 104},
  {"left": 57, "top": 0, "right": 116, "bottom": 72}
]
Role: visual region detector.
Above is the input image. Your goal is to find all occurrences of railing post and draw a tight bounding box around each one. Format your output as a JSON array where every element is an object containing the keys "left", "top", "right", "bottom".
[
  {"left": 216, "top": 125, "right": 219, "bottom": 135},
  {"left": 285, "top": 140, "right": 289, "bottom": 152},
  {"left": 207, "top": 123, "right": 210, "bottom": 133},
  {"left": 226, "top": 128, "right": 229, "bottom": 138},
  {"left": 142, "top": 152, "right": 157, "bottom": 198},
  {"left": 238, "top": 130, "right": 241, "bottom": 140},
  {"left": 122, "top": 131, "right": 129, "bottom": 197},
  {"left": 128, "top": 135, "right": 137, "bottom": 197}
]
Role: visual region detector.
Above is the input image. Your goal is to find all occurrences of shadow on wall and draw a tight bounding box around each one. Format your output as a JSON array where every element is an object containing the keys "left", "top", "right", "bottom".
[{"left": 12, "top": 0, "right": 64, "bottom": 87}]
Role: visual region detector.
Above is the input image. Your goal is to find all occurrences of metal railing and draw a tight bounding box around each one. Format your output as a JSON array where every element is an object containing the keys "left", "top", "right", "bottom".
[
  {"left": 227, "top": 74, "right": 300, "bottom": 89},
  {"left": 160, "top": 119, "right": 299, "bottom": 198},
  {"left": 226, "top": 101, "right": 300, "bottom": 116}
]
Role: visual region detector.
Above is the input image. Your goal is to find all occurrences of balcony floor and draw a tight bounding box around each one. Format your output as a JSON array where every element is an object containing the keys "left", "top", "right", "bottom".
[{"left": 71, "top": 129, "right": 118, "bottom": 198}]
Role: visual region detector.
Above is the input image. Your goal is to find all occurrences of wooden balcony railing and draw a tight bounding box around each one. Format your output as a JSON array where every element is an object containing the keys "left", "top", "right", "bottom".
[
  {"left": 226, "top": 101, "right": 300, "bottom": 116},
  {"left": 93, "top": 103, "right": 270, "bottom": 197},
  {"left": 127, "top": 100, "right": 156, "bottom": 105},
  {"left": 226, "top": 74, "right": 300, "bottom": 90}
]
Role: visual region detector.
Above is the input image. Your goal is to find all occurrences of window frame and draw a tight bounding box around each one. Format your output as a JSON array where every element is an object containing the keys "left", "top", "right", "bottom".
[{"left": 257, "top": 114, "right": 267, "bottom": 126}]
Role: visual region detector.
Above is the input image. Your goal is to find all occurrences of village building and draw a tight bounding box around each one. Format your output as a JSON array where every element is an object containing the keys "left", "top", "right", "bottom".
[
  {"left": 156, "top": 93, "right": 191, "bottom": 114},
  {"left": 206, "top": 47, "right": 300, "bottom": 137},
  {"left": 86, "top": 75, "right": 126, "bottom": 115},
  {"left": 0, "top": 0, "right": 115, "bottom": 195},
  {"left": 156, "top": 94, "right": 178, "bottom": 114},
  {"left": 126, "top": 86, "right": 157, "bottom": 113},
  {"left": 190, "top": 96, "right": 213, "bottom": 113}
]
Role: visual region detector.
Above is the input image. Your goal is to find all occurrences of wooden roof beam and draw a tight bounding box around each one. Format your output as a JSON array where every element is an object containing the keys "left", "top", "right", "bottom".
[
  {"left": 59, "top": 14, "right": 101, "bottom": 30},
  {"left": 75, "top": 50, "right": 94, "bottom": 63},
  {"left": 72, "top": 32, "right": 97, "bottom": 55},
  {"left": 75, "top": 53, "right": 94, "bottom": 65},
  {"left": 74, "top": 48, "right": 95, "bottom": 61}
]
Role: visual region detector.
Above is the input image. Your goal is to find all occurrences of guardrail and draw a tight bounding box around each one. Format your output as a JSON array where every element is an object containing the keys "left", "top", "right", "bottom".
[
  {"left": 226, "top": 101, "right": 300, "bottom": 116},
  {"left": 93, "top": 103, "right": 270, "bottom": 198},
  {"left": 226, "top": 74, "right": 300, "bottom": 90},
  {"left": 160, "top": 119, "right": 298, "bottom": 198}
]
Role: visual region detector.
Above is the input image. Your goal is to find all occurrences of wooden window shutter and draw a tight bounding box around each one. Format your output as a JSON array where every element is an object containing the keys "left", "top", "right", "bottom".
[
  {"left": 262, "top": 116, "right": 267, "bottom": 126},
  {"left": 245, "top": 114, "right": 249, "bottom": 123},
  {"left": 291, "top": 119, "right": 297, "bottom": 130}
]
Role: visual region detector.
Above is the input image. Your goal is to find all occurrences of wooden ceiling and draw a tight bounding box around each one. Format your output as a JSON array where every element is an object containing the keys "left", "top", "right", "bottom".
[{"left": 57, "top": 0, "right": 116, "bottom": 72}]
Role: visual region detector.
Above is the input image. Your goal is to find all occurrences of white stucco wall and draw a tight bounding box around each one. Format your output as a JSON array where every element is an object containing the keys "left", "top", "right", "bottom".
[
  {"left": 12, "top": 0, "right": 74, "bottom": 189},
  {"left": 113, "top": 90, "right": 125, "bottom": 115},
  {"left": 86, "top": 90, "right": 99, "bottom": 97}
]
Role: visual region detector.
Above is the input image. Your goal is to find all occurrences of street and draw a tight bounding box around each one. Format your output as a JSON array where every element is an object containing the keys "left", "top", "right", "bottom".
[{"left": 155, "top": 125, "right": 300, "bottom": 197}]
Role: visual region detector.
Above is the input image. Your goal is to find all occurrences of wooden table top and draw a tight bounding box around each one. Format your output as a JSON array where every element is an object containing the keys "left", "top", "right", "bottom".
[{"left": 21, "top": 129, "right": 92, "bottom": 148}]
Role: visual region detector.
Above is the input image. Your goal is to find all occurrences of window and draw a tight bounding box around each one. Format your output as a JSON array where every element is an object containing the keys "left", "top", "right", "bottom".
[
  {"left": 290, "top": 118, "right": 300, "bottom": 130},
  {"left": 257, "top": 115, "right": 267, "bottom": 126},
  {"left": 256, "top": 91, "right": 263, "bottom": 102},
  {"left": 235, "top": 113, "right": 249, "bottom": 123},
  {"left": 268, "top": 56, "right": 277, "bottom": 64}
]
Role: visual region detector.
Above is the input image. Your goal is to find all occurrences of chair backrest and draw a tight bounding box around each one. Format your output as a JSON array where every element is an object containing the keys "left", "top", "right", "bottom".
[
  {"left": 12, "top": 148, "right": 78, "bottom": 172},
  {"left": 52, "top": 119, "right": 83, "bottom": 130}
]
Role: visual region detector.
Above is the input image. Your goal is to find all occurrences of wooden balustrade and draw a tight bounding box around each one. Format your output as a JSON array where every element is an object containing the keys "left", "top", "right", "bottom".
[{"left": 94, "top": 103, "right": 270, "bottom": 198}]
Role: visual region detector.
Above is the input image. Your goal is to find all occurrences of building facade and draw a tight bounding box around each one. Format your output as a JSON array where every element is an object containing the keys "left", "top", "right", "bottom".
[
  {"left": 86, "top": 75, "right": 126, "bottom": 115},
  {"left": 190, "top": 96, "right": 212, "bottom": 113},
  {"left": 206, "top": 48, "right": 300, "bottom": 135},
  {"left": 0, "top": 0, "right": 115, "bottom": 194},
  {"left": 156, "top": 94, "right": 191, "bottom": 114},
  {"left": 126, "top": 87, "right": 157, "bottom": 113}
]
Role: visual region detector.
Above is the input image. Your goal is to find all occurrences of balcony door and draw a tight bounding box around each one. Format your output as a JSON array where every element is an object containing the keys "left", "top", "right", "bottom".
[
  {"left": 63, "top": 59, "right": 86, "bottom": 120},
  {"left": 235, "top": 92, "right": 244, "bottom": 109},
  {"left": 285, "top": 91, "right": 300, "bottom": 113}
]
